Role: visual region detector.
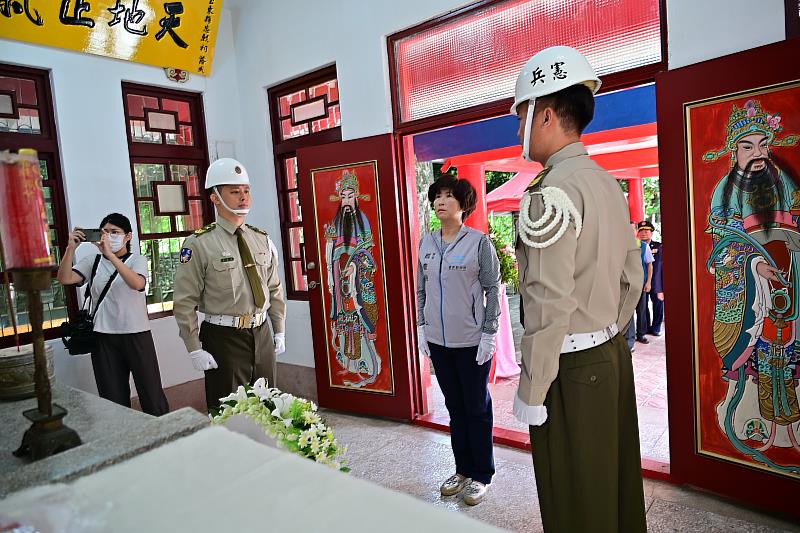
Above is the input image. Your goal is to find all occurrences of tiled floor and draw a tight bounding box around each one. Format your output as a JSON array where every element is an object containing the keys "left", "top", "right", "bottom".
[
  {"left": 323, "top": 410, "right": 800, "bottom": 533},
  {"left": 425, "top": 292, "right": 670, "bottom": 462}
]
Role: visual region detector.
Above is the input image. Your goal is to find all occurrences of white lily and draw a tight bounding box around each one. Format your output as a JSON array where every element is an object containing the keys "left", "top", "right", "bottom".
[
  {"left": 271, "top": 393, "right": 296, "bottom": 418},
  {"left": 252, "top": 377, "right": 271, "bottom": 401},
  {"left": 219, "top": 385, "right": 249, "bottom": 404}
]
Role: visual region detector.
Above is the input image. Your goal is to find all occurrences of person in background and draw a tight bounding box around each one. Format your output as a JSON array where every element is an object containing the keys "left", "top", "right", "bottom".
[
  {"left": 635, "top": 223, "right": 655, "bottom": 345},
  {"left": 57, "top": 213, "right": 169, "bottom": 416},
  {"left": 417, "top": 175, "right": 501, "bottom": 506},
  {"left": 624, "top": 222, "right": 642, "bottom": 352},
  {"left": 637, "top": 221, "right": 663, "bottom": 336}
]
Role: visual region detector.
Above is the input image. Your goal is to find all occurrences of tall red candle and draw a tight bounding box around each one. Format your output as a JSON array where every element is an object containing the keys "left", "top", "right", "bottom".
[{"left": 0, "top": 149, "right": 54, "bottom": 270}]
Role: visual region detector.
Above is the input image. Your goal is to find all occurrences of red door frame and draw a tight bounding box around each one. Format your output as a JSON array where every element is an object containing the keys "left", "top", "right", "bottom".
[
  {"left": 297, "top": 134, "right": 419, "bottom": 420},
  {"left": 386, "top": 1, "right": 672, "bottom": 479},
  {"left": 656, "top": 38, "right": 800, "bottom": 520}
]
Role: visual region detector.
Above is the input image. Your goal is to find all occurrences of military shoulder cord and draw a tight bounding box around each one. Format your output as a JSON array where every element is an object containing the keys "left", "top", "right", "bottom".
[{"left": 517, "top": 187, "right": 582, "bottom": 249}]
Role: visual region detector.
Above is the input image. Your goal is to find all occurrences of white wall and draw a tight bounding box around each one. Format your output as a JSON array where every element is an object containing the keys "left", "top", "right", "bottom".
[
  {"left": 226, "top": 0, "right": 471, "bottom": 367},
  {"left": 667, "top": 0, "right": 785, "bottom": 69},
  {"left": 0, "top": 8, "right": 245, "bottom": 392}
]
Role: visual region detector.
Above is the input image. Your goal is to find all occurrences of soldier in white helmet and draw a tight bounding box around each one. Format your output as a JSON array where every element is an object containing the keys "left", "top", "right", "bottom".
[
  {"left": 173, "top": 158, "right": 286, "bottom": 412},
  {"left": 510, "top": 46, "right": 646, "bottom": 532}
]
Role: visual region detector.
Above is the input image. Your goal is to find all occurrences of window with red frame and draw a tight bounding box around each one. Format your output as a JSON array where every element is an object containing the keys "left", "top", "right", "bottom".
[
  {"left": 122, "top": 83, "right": 212, "bottom": 317},
  {"left": 268, "top": 66, "right": 342, "bottom": 300},
  {"left": 391, "top": 0, "right": 664, "bottom": 124},
  {"left": 0, "top": 64, "right": 73, "bottom": 348}
]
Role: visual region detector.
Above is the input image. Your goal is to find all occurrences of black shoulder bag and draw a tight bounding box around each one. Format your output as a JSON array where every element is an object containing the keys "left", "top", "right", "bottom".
[{"left": 61, "top": 255, "right": 125, "bottom": 355}]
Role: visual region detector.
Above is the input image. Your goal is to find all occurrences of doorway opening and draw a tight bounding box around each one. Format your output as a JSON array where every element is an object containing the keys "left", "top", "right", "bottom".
[{"left": 405, "top": 83, "right": 670, "bottom": 472}]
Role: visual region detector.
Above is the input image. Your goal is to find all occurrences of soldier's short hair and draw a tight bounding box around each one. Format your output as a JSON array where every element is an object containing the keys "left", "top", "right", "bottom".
[
  {"left": 427, "top": 175, "right": 477, "bottom": 221},
  {"left": 536, "top": 84, "right": 595, "bottom": 135}
]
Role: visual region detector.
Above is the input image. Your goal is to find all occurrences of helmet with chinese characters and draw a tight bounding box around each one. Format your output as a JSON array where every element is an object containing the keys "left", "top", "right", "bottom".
[
  {"left": 205, "top": 158, "right": 250, "bottom": 189},
  {"left": 510, "top": 46, "right": 601, "bottom": 116}
]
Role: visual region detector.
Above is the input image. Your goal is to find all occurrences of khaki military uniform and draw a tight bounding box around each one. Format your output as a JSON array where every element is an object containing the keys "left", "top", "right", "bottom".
[
  {"left": 173, "top": 216, "right": 286, "bottom": 410},
  {"left": 515, "top": 142, "right": 646, "bottom": 533}
]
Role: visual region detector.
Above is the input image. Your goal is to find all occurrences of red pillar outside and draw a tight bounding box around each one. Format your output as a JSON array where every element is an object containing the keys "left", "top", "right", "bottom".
[
  {"left": 458, "top": 163, "right": 488, "bottom": 233},
  {"left": 456, "top": 163, "right": 500, "bottom": 381},
  {"left": 627, "top": 177, "right": 645, "bottom": 223}
]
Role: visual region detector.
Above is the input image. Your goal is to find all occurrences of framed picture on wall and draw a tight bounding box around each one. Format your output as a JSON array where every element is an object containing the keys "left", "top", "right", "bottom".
[{"left": 686, "top": 80, "right": 800, "bottom": 480}]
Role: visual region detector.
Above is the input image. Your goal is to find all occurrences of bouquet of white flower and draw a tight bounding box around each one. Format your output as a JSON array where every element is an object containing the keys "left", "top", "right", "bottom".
[{"left": 210, "top": 378, "right": 349, "bottom": 472}]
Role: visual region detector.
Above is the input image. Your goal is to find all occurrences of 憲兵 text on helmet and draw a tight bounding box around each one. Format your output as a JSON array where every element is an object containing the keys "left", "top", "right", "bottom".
[{"left": 510, "top": 46, "right": 601, "bottom": 115}]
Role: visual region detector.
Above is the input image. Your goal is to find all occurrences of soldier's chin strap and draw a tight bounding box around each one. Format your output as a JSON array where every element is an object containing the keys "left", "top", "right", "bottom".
[
  {"left": 214, "top": 186, "right": 250, "bottom": 216},
  {"left": 522, "top": 98, "right": 537, "bottom": 163}
]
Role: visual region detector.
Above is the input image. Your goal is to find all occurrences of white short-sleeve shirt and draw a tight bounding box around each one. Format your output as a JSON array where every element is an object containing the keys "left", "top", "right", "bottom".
[{"left": 73, "top": 252, "right": 151, "bottom": 334}]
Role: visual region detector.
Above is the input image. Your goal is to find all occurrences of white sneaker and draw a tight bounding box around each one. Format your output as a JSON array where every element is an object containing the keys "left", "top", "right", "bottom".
[
  {"left": 440, "top": 473, "right": 471, "bottom": 496},
  {"left": 463, "top": 480, "right": 489, "bottom": 505}
]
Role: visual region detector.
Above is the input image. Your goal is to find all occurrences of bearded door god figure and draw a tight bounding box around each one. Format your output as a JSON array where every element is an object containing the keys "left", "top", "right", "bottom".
[
  {"left": 324, "top": 170, "right": 381, "bottom": 388},
  {"left": 706, "top": 99, "right": 800, "bottom": 472}
]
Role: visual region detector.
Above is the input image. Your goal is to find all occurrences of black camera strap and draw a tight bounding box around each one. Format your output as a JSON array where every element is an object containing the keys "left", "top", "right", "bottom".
[
  {"left": 80, "top": 255, "right": 101, "bottom": 311},
  {"left": 82, "top": 253, "right": 131, "bottom": 317}
]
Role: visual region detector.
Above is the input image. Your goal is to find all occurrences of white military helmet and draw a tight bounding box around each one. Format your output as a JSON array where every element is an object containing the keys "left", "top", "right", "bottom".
[
  {"left": 511, "top": 46, "right": 601, "bottom": 162},
  {"left": 205, "top": 157, "right": 250, "bottom": 189}
]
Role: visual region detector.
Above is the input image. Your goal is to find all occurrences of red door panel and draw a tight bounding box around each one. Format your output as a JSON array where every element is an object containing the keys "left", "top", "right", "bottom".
[
  {"left": 657, "top": 38, "right": 800, "bottom": 518},
  {"left": 297, "top": 134, "right": 416, "bottom": 419}
]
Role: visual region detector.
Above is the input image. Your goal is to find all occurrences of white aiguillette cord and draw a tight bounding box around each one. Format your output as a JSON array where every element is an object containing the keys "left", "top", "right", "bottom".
[{"left": 518, "top": 186, "right": 582, "bottom": 249}]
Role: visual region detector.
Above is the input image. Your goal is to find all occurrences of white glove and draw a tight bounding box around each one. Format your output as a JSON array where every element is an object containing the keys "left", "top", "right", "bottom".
[
  {"left": 513, "top": 394, "right": 548, "bottom": 426},
  {"left": 475, "top": 333, "right": 497, "bottom": 365},
  {"left": 190, "top": 349, "right": 218, "bottom": 371},
  {"left": 417, "top": 326, "right": 431, "bottom": 358},
  {"left": 274, "top": 332, "right": 286, "bottom": 355}
]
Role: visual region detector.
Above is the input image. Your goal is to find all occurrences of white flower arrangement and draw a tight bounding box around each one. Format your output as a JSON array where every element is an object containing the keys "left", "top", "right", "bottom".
[{"left": 210, "top": 377, "right": 349, "bottom": 472}]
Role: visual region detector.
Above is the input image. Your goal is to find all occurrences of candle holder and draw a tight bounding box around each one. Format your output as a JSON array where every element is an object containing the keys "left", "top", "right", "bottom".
[
  {"left": 1, "top": 150, "right": 81, "bottom": 460},
  {"left": 12, "top": 269, "right": 81, "bottom": 460}
]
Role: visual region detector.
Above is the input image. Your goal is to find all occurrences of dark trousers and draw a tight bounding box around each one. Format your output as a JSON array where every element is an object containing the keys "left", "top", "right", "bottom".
[
  {"left": 200, "top": 321, "right": 276, "bottom": 412},
  {"left": 529, "top": 334, "right": 646, "bottom": 533},
  {"left": 635, "top": 291, "right": 649, "bottom": 339},
  {"left": 624, "top": 318, "right": 635, "bottom": 351},
  {"left": 429, "top": 342, "right": 495, "bottom": 484},
  {"left": 92, "top": 332, "right": 169, "bottom": 416},
  {"left": 648, "top": 292, "right": 664, "bottom": 334}
]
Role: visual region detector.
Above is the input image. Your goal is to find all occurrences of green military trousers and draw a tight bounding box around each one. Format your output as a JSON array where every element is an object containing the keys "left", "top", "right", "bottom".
[
  {"left": 200, "top": 321, "right": 276, "bottom": 412},
  {"left": 529, "top": 333, "right": 647, "bottom": 533}
]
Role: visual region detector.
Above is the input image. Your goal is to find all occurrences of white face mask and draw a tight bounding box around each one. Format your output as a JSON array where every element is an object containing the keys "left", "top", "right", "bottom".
[
  {"left": 108, "top": 234, "right": 126, "bottom": 253},
  {"left": 214, "top": 187, "right": 250, "bottom": 216}
]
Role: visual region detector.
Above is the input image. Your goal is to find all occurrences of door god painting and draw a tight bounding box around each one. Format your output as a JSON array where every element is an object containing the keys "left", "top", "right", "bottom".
[
  {"left": 311, "top": 162, "right": 394, "bottom": 394},
  {"left": 687, "top": 82, "right": 800, "bottom": 478}
]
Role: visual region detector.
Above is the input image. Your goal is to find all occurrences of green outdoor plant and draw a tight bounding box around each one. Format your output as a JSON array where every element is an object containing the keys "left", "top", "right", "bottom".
[{"left": 489, "top": 220, "right": 518, "bottom": 290}]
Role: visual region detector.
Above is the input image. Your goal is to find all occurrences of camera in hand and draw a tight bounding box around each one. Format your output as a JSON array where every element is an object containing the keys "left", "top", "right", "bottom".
[{"left": 82, "top": 228, "right": 102, "bottom": 242}]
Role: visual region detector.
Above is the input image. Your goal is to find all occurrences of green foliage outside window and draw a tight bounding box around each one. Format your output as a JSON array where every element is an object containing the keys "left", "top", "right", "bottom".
[{"left": 489, "top": 219, "right": 518, "bottom": 289}]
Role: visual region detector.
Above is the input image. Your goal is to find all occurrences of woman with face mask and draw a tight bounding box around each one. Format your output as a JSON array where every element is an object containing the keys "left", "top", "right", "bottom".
[{"left": 56, "top": 212, "right": 169, "bottom": 416}]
